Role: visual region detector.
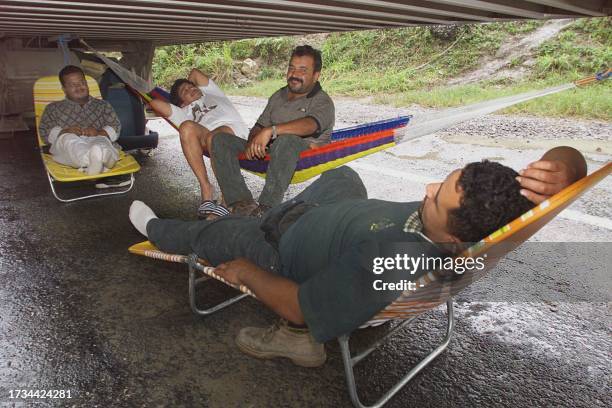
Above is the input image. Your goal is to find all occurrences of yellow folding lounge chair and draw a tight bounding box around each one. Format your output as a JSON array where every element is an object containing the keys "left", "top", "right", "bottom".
[
  {"left": 129, "top": 162, "right": 610, "bottom": 408},
  {"left": 34, "top": 75, "right": 141, "bottom": 202}
]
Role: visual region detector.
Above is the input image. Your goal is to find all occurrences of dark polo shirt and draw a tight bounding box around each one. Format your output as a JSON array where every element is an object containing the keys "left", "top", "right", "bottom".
[
  {"left": 256, "top": 82, "right": 335, "bottom": 146},
  {"left": 279, "top": 199, "right": 443, "bottom": 343}
]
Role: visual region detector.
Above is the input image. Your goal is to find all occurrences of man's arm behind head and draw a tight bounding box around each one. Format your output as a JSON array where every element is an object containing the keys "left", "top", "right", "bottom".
[{"left": 518, "top": 146, "right": 587, "bottom": 204}]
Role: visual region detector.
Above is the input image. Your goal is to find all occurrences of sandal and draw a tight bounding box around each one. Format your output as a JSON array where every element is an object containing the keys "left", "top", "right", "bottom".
[{"left": 197, "top": 200, "right": 230, "bottom": 220}]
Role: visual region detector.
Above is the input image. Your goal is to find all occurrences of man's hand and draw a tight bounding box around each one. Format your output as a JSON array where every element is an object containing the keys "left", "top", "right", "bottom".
[
  {"left": 61, "top": 126, "right": 82, "bottom": 135},
  {"left": 247, "top": 124, "right": 263, "bottom": 143},
  {"left": 245, "top": 127, "right": 273, "bottom": 160},
  {"left": 81, "top": 127, "right": 100, "bottom": 137},
  {"left": 517, "top": 160, "right": 576, "bottom": 204},
  {"left": 187, "top": 68, "right": 209, "bottom": 87},
  {"left": 215, "top": 258, "right": 258, "bottom": 286}
]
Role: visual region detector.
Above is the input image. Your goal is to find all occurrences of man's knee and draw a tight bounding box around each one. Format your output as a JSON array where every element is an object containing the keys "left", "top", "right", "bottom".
[
  {"left": 324, "top": 166, "right": 359, "bottom": 180},
  {"left": 321, "top": 166, "right": 366, "bottom": 194},
  {"left": 179, "top": 120, "right": 206, "bottom": 142},
  {"left": 269, "top": 135, "right": 308, "bottom": 156}
]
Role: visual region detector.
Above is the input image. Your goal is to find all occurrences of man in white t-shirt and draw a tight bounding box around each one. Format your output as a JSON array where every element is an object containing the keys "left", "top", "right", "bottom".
[{"left": 150, "top": 68, "right": 248, "bottom": 218}]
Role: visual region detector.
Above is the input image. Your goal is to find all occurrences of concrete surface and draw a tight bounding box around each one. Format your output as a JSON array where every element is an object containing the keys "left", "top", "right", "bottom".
[{"left": 0, "top": 96, "right": 610, "bottom": 407}]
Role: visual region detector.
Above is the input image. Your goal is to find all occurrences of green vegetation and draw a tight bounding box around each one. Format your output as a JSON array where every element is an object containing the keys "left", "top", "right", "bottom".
[
  {"left": 374, "top": 77, "right": 611, "bottom": 121},
  {"left": 153, "top": 18, "right": 611, "bottom": 120},
  {"left": 533, "top": 18, "right": 611, "bottom": 78},
  {"left": 153, "top": 37, "right": 293, "bottom": 88}
]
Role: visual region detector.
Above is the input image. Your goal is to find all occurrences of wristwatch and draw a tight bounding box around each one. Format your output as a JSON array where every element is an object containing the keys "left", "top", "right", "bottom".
[{"left": 272, "top": 125, "right": 278, "bottom": 139}]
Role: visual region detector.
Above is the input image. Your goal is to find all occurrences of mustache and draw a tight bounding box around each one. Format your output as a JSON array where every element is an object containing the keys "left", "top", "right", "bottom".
[{"left": 288, "top": 77, "right": 303, "bottom": 84}]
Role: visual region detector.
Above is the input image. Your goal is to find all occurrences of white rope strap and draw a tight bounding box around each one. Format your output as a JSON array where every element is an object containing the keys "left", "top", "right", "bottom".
[
  {"left": 198, "top": 265, "right": 256, "bottom": 298},
  {"left": 143, "top": 249, "right": 188, "bottom": 263}
]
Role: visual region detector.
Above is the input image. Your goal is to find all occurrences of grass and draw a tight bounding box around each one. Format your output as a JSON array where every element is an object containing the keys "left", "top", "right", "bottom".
[
  {"left": 226, "top": 74, "right": 611, "bottom": 121},
  {"left": 374, "top": 78, "right": 612, "bottom": 120},
  {"left": 154, "top": 18, "right": 611, "bottom": 120}
]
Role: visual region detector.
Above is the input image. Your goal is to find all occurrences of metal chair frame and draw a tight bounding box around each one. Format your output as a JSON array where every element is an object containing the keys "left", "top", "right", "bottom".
[
  {"left": 187, "top": 255, "right": 248, "bottom": 316},
  {"left": 339, "top": 300, "right": 454, "bottom": 408},
  {"left": 186, "top": 253, "right": 454, "bottom": 407},
  {"left": 44, "top": 170, "right": 135, "bottom": 203}
]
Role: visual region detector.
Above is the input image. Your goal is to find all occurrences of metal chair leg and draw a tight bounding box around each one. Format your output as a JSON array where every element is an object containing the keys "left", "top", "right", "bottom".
[
  {"left": 188, "top": 262, "right": 248, "bottom": 316},
  {"left": 47, "top": 171, "right": 135, "bottom": 202},
  {"left": 339, "top": 300, "right": 455, "bottom": 408}
]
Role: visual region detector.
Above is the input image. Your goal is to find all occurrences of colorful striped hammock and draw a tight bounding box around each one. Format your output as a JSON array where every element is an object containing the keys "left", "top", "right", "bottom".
[
  {"left": 147, "top": 87, "right": 411, "bottom": 184},
  {"left": 237, "top": 117, "right": 410, "bottom": 183}
]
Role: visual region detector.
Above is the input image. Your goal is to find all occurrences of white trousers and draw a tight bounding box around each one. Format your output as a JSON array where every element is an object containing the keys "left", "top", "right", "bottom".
[{"left": 49, "top": 133, "right": 119, "bottom": 170}]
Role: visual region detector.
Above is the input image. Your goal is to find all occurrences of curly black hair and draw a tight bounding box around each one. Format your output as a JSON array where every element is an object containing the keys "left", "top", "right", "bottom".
[
  {"left": 169, "top": 78, "right": 194, "bottom": 106},
  {"left": 448, "top": 160, "right": 534, "bottom": 243},
  {"left": 290, "top": 45, "right": 323, "bottom": 72}
]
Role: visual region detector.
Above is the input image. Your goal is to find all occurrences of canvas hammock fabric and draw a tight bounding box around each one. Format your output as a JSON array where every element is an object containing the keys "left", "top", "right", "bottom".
[{"left": 81, "top": 40, "right": 610, "bottom": 183}]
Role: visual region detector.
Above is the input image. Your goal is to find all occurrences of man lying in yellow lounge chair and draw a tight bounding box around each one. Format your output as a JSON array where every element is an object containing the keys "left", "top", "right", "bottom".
[
  {"left": 129, "top": 146, "right": 586, "bottom": 368},
  {"left": 38, "top": 65, "right": 121, "bottom": 176}
]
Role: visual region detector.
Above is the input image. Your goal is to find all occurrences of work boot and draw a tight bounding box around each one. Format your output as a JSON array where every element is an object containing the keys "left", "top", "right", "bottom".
[{"left": 235, "top": 320, "right": 326, "bottom": 368}]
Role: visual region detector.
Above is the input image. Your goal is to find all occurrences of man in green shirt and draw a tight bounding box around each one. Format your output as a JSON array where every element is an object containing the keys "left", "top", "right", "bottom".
[
  {"left": 129, "top": 146, "right": 586, "bottom": 367},
  {"left": 210, "top": 45, "right": 335, "bottom": 217}
]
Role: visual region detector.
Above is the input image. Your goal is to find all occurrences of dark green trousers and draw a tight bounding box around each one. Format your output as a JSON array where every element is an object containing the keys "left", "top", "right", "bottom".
[
  {"left": 210, "top": 133, "right": 310, "bottom": 207},
  {"left": 147, "top": 166, "right": 367, "bottom": 272}
]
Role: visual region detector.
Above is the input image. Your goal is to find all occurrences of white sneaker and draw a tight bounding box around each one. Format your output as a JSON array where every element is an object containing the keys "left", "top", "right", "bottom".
[{"left": 86, "top": 146, "right": 104, "bottom": 175}]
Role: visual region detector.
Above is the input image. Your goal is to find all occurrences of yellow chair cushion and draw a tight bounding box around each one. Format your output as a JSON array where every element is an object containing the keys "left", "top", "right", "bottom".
[{"left": 33, "top": 75, "right": 140, "bottom": 181}]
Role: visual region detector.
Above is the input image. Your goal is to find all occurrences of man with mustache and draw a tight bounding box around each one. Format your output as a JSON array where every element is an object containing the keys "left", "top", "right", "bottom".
[
  {"left": 129, "top": 146, "right": 586, "bottom": 367},
  {"left": 210, "top": 45, "right": 335, "bottom": 217}
]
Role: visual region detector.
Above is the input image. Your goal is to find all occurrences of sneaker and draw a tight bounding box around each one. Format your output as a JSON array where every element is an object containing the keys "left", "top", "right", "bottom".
[
  {"left": 235, "top": 320, "right": 326, "bottom": 368},
  {"left": 86, "top": 145, "right": 104, "bottom": 175},
  {"left": 95, "top": 176, "right": 131, "bottom": 189},
  {"left": 228, "top": 199, "right": 258, "bottom": 216}
]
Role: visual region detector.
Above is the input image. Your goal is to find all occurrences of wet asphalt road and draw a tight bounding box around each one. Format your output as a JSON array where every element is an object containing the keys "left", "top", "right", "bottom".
[{"left": 0, "top": 127, "right": 610, "bottom": 408}]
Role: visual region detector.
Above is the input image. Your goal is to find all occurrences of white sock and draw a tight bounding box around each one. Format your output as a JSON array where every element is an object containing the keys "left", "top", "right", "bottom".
[
  {"left": 86, "top": 145, "right": 104, "bottom": 176},
  {"left": 102, "top": 147, "right": 117, "bottom": 169},
  {"left": 129, "top": 200, "right": 158, "bottom": 237}
]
